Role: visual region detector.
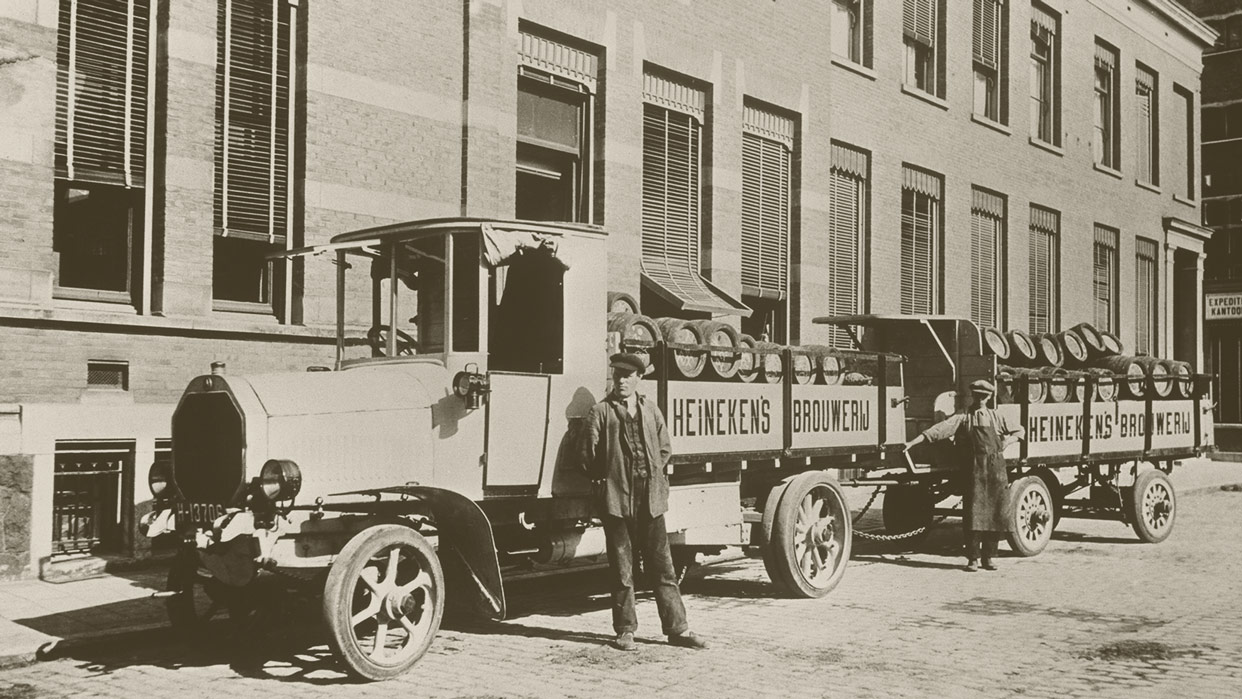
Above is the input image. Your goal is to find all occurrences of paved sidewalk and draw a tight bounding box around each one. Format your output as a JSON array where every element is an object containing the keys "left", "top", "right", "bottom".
[{"left": 1, "top": 458, "right": 1238, "bottom": 671}]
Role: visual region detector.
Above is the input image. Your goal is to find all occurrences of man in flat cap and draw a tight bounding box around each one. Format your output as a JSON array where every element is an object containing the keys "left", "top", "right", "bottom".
[
  {"left": 905, "top": 379, "right": 1025, "bottom": 571},
  {"left": 581, "top": 352, "right": 707, "bottom": 651}
]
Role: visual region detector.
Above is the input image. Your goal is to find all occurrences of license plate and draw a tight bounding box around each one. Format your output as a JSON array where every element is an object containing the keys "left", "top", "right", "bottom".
[{"left": 175, "top": 502, "right": 227, "bottom": 527}]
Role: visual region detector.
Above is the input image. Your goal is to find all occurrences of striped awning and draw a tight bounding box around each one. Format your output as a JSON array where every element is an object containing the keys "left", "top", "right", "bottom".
[
  {"left": 902, "top": 165, "right": 942, "bottom": 199},
  {"left": 1030, "top": 204, "right": 1059, "bottom": 233},
  {"left": 519, "top": 31, "right": 598, "bottom": 92},
  {"left": 1031, "top": 4, "right": 1057, "bottom": 36},
  {"left": 1136, "top": 65, "right": 1156, "bottom": 92},
  {"left": 743, "top": 105, "right": 795, "bottom": 149},
  {"left": 643, "top": 72, "right": 705, "bottom": 120},
  {"left": 972, "top": 187, "right": 1005, "bottom": 218},
  {"left": 831, "top": 142, "right": 869, "bottom": 178},
  {"left": 1094, "top": 42, "right": 1116, "bottom": 71}
]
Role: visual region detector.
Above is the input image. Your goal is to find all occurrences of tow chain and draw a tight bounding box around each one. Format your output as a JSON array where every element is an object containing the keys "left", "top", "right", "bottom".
[{"left": 850, "top": 486, "right": 963, "bottom": 542}]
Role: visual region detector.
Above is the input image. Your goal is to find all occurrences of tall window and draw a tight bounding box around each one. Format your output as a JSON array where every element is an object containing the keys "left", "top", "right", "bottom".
[
  {"left": 1092, "top": 225, "right": 1119, "bottom": 333},
  {"left": 1135, "top": 238, "right": 1158, "bottom": 355},
  {"left": 1029, "top": 2, "right": 1059, "bottom": 145},
  {"left": 1174, "top": 84, "right": 1194, "bottom": 200},
  {"left": 1093, "top": 40, "right": 1120, "bottom": 169},
  {"left": 640, "top": 71, "right": 742, "bottom": 317},
  {"left": 1135, "top": 65, "right": 1158, "bottom": 186},
  {"left": 740, "top": 104, "right": 794, "bottom": 343},
  {"left": 903, "top": 0, "right": 942, "bottom": 97},
  {"left": 214, "top": 0, "right": 300, "bottom": 314},
  {"left": 972, "top": 0, "right": 1006, "bottom": 122},
  {"left": 831, "top": 0, "right": 871, "bottom": 68},
  {"left": 970, "top": 188, "right": 1006, "bottom": 328},
  {"left": 53, "top": 0, "right": 152, "bottom": 302},
  {"left": 827, "top": 142, "right": 869, "bottom": 347},
  {"left": 516, "top": 30, "right": 597, "bottom": 223},
  {"left": 1028, "top": 205, "right": 1059, "bottom": 334},
  {"left": 900, "top": 166, "right": 942, "bottom": 315}
]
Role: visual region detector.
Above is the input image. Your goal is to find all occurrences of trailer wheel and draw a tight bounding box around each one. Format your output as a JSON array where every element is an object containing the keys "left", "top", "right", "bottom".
[
  {"left": 1126, "top": 469, "right": 1175, "bottom": 543},
  {"left": 881, "top": 485, "right": 934, "bottom": 541},
  {"left": 1006, "top": 476, "right": 1054, "bottom": 557},
  {"left": 766, "top": 472, "right": 852, "bottom": 598},
  {"left": 323, "top": 525, "right": 444, "bottom": 681}
]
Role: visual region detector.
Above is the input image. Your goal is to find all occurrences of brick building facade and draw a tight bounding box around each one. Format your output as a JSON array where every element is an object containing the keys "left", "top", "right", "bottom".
[{"left": 0, "top": 0, "right": 1216, "bottom": 579}]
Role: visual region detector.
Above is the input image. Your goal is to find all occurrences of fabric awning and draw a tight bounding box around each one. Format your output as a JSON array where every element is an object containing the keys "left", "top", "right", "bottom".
[
  {"left": 641, "top": 257, "right": 751, "bottom": 316},
  {"left": 481, "top": 222, "right": 567, "bottom": 269}
]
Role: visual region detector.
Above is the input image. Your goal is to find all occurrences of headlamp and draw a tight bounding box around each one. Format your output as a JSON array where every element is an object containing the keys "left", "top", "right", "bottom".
[
  {"left": 260, "top": 459, "right": 303, "bottom": 502},
  {"left": 452, "top": 364, "right": 490, "bottom": 410}
]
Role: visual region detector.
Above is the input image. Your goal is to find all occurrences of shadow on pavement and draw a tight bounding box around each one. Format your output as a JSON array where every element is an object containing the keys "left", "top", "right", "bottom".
[{"left": 1052, "top": 530, "right": 1140, "bottom": 545}]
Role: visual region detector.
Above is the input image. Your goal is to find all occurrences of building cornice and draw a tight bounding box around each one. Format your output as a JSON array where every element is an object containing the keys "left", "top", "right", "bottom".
[
  {"left": 1164, "top": 216, "right": 1215, "bottom": 246},
  {"left": 1143, "top": 0, "right": 1219, "bottom": 47}
]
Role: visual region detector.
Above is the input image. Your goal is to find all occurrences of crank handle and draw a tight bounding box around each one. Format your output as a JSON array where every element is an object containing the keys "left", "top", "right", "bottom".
[{"left": 891, "top": 396, "right": 911, "bottom": 408}]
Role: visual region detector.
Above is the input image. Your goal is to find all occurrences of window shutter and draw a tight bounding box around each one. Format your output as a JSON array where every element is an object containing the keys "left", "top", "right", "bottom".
[
  {"left": 1135, "top": 238, "right": 1158, "bottom": 355},
  {"left": 740, "top": 129, "right": 791, "bottom": 300},
  {"left": 55, "top": 0, "right": 150, "bottom": 187},
  {"left": 1028, "top": 206, "right": 1059, "bottom": 334},
  {"left": 1093, "top": 226, "right": 1118, "bottom": 332},
  {"left": 215, "top": 0, "right": 294, "bottom": 245},
  {"left": 973, "top": 0, "right": 1000, "bottom": 68},
  {"left": 828, "top": 144, "right": 868, "bottom": 347},
  {"left": 903, "top": 0, "right": 936, "bottom": 47}
]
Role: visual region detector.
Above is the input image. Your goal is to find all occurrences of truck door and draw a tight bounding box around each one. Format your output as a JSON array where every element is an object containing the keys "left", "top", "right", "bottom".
[{"left": 484, "top": 373, "right": 551, "bottom": 490}]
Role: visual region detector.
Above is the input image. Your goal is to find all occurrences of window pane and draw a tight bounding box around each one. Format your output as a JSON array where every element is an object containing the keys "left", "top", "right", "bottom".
[{"left": 54, "top": 183, "right": 135, "bottom": 293}]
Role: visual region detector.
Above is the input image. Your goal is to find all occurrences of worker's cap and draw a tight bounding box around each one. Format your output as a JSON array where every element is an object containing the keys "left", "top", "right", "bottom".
[
  {"left": 969, "top": 379, "right": 996, "bottom": 395},
  {"left": 609, "top": 352, "right": 649, "bottom": 376}
]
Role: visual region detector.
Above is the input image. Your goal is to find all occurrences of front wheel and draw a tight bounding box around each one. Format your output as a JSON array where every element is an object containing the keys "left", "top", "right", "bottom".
[
  {"left": 1126, "top": 469, "right": 1176, "bottom": 543},
  {"left": 764, "top": 472, "right": 852, "bottom": 598},
  {"left": 323, "top": 525, "right": 445, "bottom": 682},
  {"left": 1006, "top": 476, "right": 1054, "bottom": 557}
]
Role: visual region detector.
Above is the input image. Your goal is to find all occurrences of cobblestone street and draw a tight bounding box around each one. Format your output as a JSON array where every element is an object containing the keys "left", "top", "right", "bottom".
[{"left": 2, "top": 489, "right": 1240, "bottom": 699}]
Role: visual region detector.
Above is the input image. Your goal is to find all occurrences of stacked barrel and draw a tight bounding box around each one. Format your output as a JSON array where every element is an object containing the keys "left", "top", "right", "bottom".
[
  {"left": 607, "top": 311, "right": 875, "bottom": 385},
  {"left": 981, "top": 323, "right": 1195, "bottom": 403}
]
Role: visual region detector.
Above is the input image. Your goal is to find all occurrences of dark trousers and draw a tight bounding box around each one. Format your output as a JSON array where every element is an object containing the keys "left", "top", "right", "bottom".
[
  {"left": 965, "top": 531, "right": 1000, "bottom": 563},
  {"left": 601, "top": 508, "right": 688, "bottom": 636}
]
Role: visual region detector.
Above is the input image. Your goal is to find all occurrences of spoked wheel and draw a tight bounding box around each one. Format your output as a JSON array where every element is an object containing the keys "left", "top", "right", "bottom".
[
  {"left": 323, "top": 525, "right": 444, "bottom": 682},
  {"left": 764, "top": 471, "right": 852, "bottom": 598},
  {"left": 1126, "top": 469, "right": 1176, "bottom": 543},
  {"left": 1006, "top": 476, "right": 1053, "bottom": 557}
]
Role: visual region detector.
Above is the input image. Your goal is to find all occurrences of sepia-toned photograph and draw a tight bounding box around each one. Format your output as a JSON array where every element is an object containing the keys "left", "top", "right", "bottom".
[{"left": 0, "top": 0, "right": 1239, "bottom": 696}]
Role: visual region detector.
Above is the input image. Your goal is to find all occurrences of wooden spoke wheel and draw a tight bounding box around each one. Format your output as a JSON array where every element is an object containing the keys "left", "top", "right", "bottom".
[
  {"left": 763, "top": 472, "right": 852, "bottom": 598},
  {"left": 1126, "top": 469, "right": 1176, "bottom": 543},
  {"left": 1006, "top": 476, "right": 1054, "bottom": 557},
  {"left": 323, "top": 525, "right": 444, "bottom": 681}
]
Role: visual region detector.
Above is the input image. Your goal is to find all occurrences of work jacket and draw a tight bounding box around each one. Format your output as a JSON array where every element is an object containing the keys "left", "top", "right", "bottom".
[{"left": 581, "top": 392, "right": 672, "bottom": 519}]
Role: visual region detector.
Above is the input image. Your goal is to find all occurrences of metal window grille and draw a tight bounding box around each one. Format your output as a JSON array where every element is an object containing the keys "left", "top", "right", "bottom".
[
  {"left": 1028, "top": 206, "right": 1059, "bottom": 334},
  {"left": 1092, "top": 226, "right": 1119, "bottom": 333},
  {"left": 900, "top": 166, "right": 942, "bottom": 316},
  {"left": 828, "top": 143, "right": 870, "bottom": 348},
  {"left": 86, "top": 360, "right": 128, "bottom": 390},
  {"left": 970, "top": 188, "right": 1006, "bottom": 328},
  {"left": 1135, "top": 238, "right": 1158, "bottom": 355},
  {"left": 740, "top": 106, "right": 793, "bottom": 302},
  {"left": 52, "top": 443, "right": 132, "bottom": 557},
  {"left": 54, "top": 0, "right": 150, "bottom": 188}
]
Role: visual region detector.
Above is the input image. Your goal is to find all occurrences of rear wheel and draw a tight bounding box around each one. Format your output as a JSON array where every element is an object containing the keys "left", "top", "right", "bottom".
[
  {"left": 1126, "top": 469, "right": 1175, "bottom": 543},
  {"left": 323, "top": 525, "right": 444, "bottom": 681},
  {"left": 765, "top": 472, "right": 852, "bottom": 598},
  {"left": 1006, "top": 476, "right": 1053, "bottom": 557}
]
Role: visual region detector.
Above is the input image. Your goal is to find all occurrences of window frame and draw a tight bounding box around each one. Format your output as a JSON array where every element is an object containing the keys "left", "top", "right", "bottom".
[
  {"left": 739, "top": 102, "right": 796, "bottom": 339},
  {"left": 1135, "top": 64, "right": 1159, "bottom": 187},
  {"left": 1029, "top": 3, "right": 1060, "bottom": 146},
  {"left": 827, "top": 141, "right": 870, "bottom": 348},
  {"left": 515, "top": 69, "right": 593, "bottom": 223},
  {"left": 1134, "top": 237, "right": 1159, "bottom": 355},
  {"left": 970, "top": 187, "right": 1006, "bottom": 329},
  {"left": 1093, "top": 40, "right": 1121, "bottom": 170},
  {"left": 831, "top": 0, "right": 872, "bottom": 68},
  {"left": 899, "top": 166, "right": 943, "bottom": 316},
  {"left": 1028, "top": 206, "right": 1060, "bottom": 335},
  {"left": 1092, "top": 225, "right": 1120, "bottom": 334},
  {"left": 903, "top": 0, "right": 943, "bottom": 98},
  {"left": 972, "top": 0, "right": 1007, "bottom": 124},
  {"left": 1174, "top": 84, "right": 1195, "bottom": 200}
]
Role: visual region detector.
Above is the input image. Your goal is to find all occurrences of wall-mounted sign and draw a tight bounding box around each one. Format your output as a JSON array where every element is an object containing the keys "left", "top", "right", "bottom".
[{"left": 1206, "top": 293, "right": 1242, "bottom": 320}]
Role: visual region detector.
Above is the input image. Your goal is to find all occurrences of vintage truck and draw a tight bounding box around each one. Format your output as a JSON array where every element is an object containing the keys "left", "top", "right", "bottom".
[{"left": 140, "top": 217, "right": 1213, "bottom": 680}]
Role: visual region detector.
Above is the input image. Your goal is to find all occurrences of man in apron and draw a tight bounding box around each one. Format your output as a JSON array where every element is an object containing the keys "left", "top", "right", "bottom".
[{"left": 905, "top": 379, "right": 1025, "bottom": 571}]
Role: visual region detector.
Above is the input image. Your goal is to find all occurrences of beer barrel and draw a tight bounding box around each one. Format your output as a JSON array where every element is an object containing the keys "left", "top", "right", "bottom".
[
  {"left": 1136, "top": 357, "right": 1173, "bottom": 398},
  {"left": 754, "top": 341, "right": 785, "bottom": 383},
  {"left": 607, "top": 312, "right": 661, "bottom": 347},
  {"left": 1071, "top": 323, "right": 1107, "bottom": 358},
  {"left": 790, "top": 349, "right": 816, "bottom": 385},
  {"left": 1057, "top": 331, "right": 1089, "bottom": 367},
  {"left": 1099, "top": 331, "right": 1124, "bottom": 356},
  {"left": 1084, "top": 367, "right": 1118, "bottom": 401},
  {"left": 1038, "top": 367, "right": 1072, "bottom": 403},
  {"left": 999, "top": 366, "right": 1046, "bottom": 404},
  {"left": 1034, "top": 333, "right": 1064, "bottom": 367},
  {"left": 1090, "top": 356, "right": 1147, "bottom": 399},
  {"left": 1169, "top": 360, "right": 1193, "bottom": 399},
  {"left": 654, "top": 317, "right": 707, "bottom": 379},
  {"left": 1006, "top": 330, "right": 1038, "bottom": 366},
  {"left": 803, "top": 345, "right": 843, "bottom": 385},
  {"left": 606, "top": 291, "right": 640, "bottom": 315},
  {"left": 686, "top": 320, "right": 740, "bottom": 380},
  {"left": 736, "top": 334, "right": 759, "bottom": 383},
  {"left": 982, "top": 327, "right": 1011, "bottom": 360}
]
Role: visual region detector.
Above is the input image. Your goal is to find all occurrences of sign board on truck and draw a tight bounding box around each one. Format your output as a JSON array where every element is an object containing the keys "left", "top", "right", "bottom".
[{"left": 996, "top": 400, "right": 1197, "bottom": 459}]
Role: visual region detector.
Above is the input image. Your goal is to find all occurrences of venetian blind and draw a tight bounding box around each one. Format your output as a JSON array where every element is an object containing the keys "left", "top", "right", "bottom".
[
  {"left": 214, "top": 0, "right": 295, "bottom": 244},
  {"left": 1135, "top": 238, "right": 1158, "bottom": 355},
  {"left": 972, "top": 0, "right": 1001, "bottom": 69},
  {"left": 55, "top": 0, "right": 151, "bottom": 187},
  {"left": 900, "top": 167, "right": 941, "bottom": 316},
  {"left": 903, "top": 0, "right": 937, "bottom": 47},
  {"left": 1136, "top": 67, "right": 1156, "bottom": 184},
  {"left": 828, "top": 143, "right": 869, "bottom": 347},
  {"left": 740, "top": 107, "right": 793, "bottom": 300},
  {"left": 970, "top": 189, "right": 1005, "bottom": 328},
  {"left": 1028, "top": 206, "right": 1059, "bottom": 334},
  {"left": 1093, "top": 225, "right": 1119, "bottom": 332}
]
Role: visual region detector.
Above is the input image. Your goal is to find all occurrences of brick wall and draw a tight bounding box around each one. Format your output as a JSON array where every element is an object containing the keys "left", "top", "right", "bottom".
[{"left": 0, "top": 454, "right": 33, "bottom": 580}]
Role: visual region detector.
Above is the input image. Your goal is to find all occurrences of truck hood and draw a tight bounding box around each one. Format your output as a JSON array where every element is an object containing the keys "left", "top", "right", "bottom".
[{"left": 242, "top": 361, "right": 443, "bottom": 418}]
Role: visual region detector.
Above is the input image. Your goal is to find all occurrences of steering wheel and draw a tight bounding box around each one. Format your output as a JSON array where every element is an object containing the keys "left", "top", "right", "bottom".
[{"left": 366, "top": 325, "right": 418, "bottom": 357}]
